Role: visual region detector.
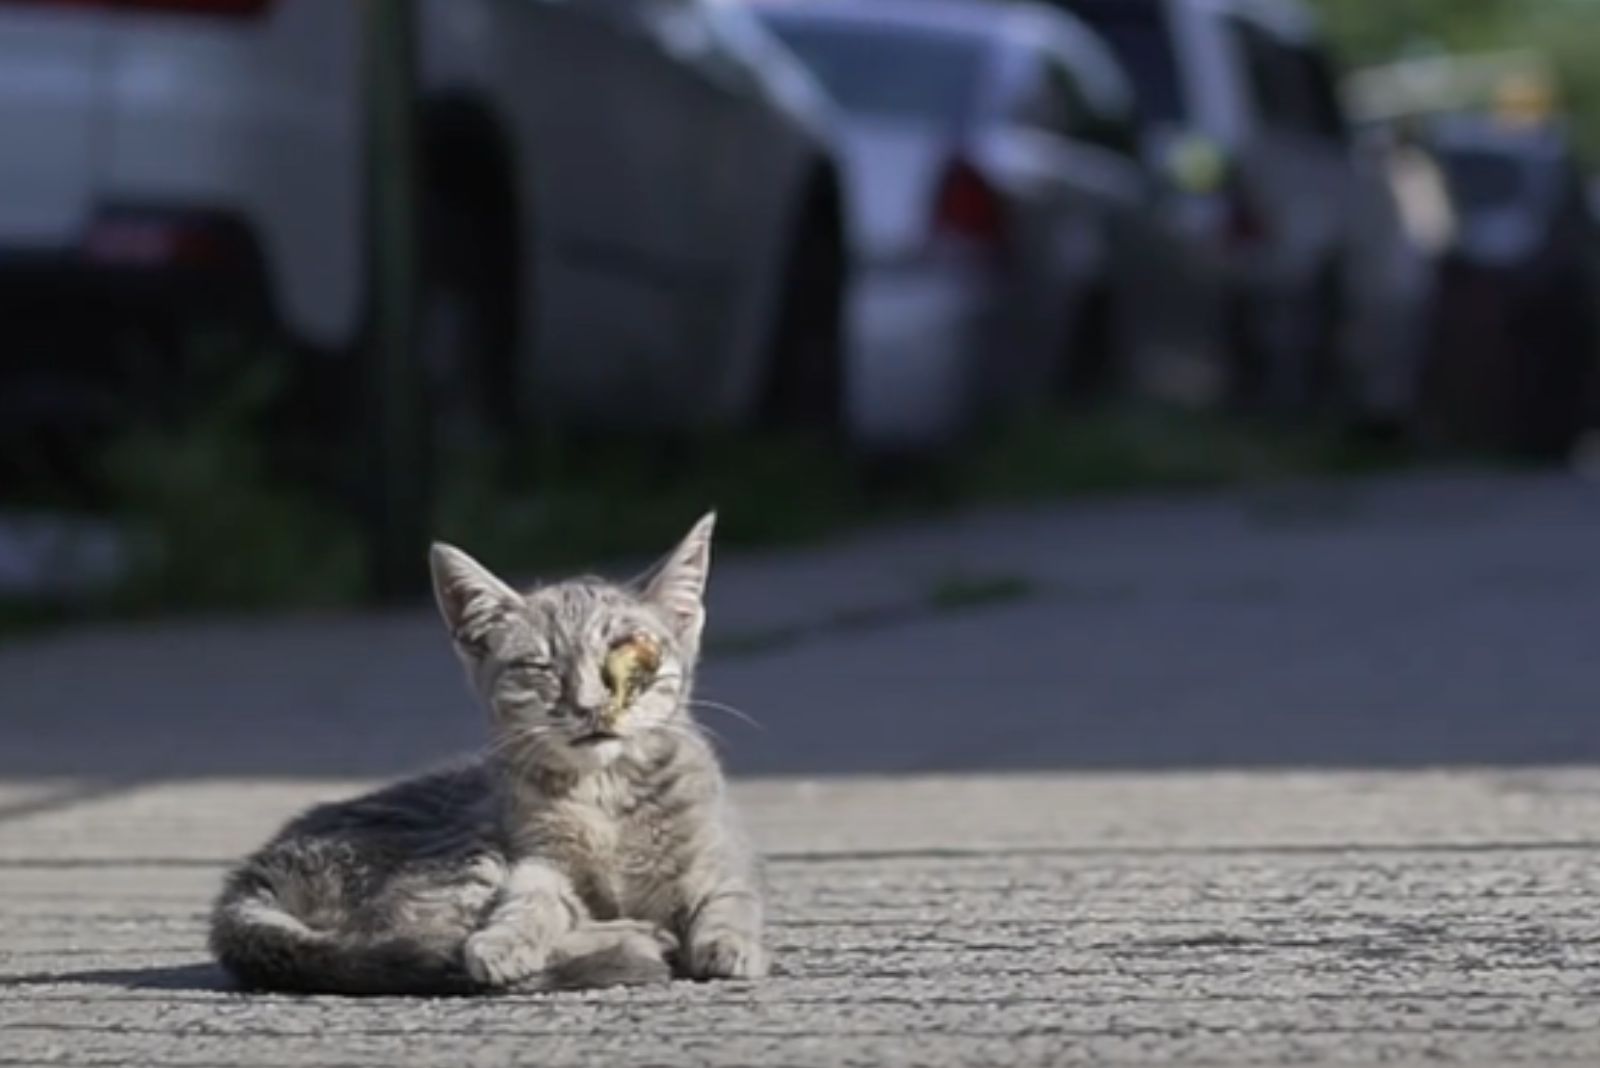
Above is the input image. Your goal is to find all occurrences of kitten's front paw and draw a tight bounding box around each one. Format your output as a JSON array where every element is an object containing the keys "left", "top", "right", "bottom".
[
  {"left": 686, "top": 930, "right": 769, "bottom": 981},
  {"left": 463, "top": 927, "right": 547, "bottom": 987}
]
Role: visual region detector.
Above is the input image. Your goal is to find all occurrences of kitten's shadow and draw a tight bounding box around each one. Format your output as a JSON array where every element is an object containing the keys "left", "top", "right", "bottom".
[{"left": 2, "top": 961, "right": 232, "bottom": 993}]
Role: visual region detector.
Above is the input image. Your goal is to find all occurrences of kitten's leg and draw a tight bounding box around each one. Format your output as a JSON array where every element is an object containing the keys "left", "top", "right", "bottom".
[
  {"left": 462, "top": 859, "right": 581, "bottom": 986},
  {"left": 551, "top": 918, "right": 678, "bottom": 961},
  {"left": 537, "top": 920, "right": 678, "bottom": 990},
  {"left": 678, "top": 864, "right": 768, "bottom": 981}
]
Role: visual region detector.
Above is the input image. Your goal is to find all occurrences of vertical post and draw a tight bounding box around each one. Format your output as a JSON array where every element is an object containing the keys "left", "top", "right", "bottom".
[{"left": 362, "top": 0, "right": 429, "bottom": 599}]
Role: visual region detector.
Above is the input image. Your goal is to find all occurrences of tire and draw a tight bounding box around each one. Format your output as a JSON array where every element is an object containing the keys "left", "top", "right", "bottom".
[
  {"left": 1056, "top": 287, "right": 1118, "bottom": 407},
  {"left": 1301, "top": 274, "right": 1345, "bottom": 416},
  {"left": 1504, "top": 274, "right": 1594, "bottom": 460},
  {"left": 762, "top": 207, "right": 845, "bottom": 435},
  {"left": 1224, "top": 292, "right": 1269, "bottom": 413},
  {"left": 417, "top": 189, "right": 520, "bottom": 458}
]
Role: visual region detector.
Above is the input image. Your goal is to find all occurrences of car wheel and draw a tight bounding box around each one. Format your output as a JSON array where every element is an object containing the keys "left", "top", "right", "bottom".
[
  {"left": 762, "top": 209, "right": 845, "bottom": 435},
  {"left": 418, "top": 191, "right": 520, "bottom": 459},
  {"left": 1228, "top": 278, "right": 1341, "bottom": 416},
  {"left": 1301, "top": 274, "right": 1346, "bottom": 416},
  {"left": 1056, "top": 286, "right": 1119, "bottom": 406},
  {"left": 1224, "top": 293, "right": 1270, "bottom": 413},
  {"left": 1505, "top": 276, "right": 1594, "bottom": 460}
]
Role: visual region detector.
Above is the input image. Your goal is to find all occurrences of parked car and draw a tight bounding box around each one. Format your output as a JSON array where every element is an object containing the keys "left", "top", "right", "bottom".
[
  {"left": 751, "top": 0, "right": 1229, "bottom": 451},
  {"left": 1055, "top": 0, "right": 1431, "bottom": 422},
  {"left": 1424, "top": 114, "right": 1598, "bottom": 457},
  {"left": 0, "top": 0, "right": 848, "bottom": 454}
]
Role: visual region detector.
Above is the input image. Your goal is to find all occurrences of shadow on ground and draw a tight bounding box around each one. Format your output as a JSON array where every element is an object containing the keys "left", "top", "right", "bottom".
[{"left": 2, "top": 963, "right": 230, "bottom": 993}]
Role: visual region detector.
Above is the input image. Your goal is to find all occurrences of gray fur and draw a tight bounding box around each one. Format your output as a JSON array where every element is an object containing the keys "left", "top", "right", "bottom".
[{"left": 210, "top": 513, "right": 767, "bottom": 996}]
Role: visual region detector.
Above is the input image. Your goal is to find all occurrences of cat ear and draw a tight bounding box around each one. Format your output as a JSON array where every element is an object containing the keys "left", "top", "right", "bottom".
[
  {"left": 643, "top": 511, "right": 716, "bottom": 643},
  {"left": 429, "top": 543, "right": 520, "bottom": 650}
]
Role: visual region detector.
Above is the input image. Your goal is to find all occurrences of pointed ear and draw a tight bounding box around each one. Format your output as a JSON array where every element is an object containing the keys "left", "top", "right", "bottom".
[
  {"left": 643, "top": 511, "right": 716, "bottom": 644},
  {"left": 429, "top": 543, "right": 521, "bottom": 650}
]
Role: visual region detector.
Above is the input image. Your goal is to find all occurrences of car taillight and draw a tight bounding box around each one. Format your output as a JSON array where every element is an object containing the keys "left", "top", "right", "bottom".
[
  {"left": 931, "top": 157, "right": 1007, "bottom": 249},
  {"left": 84, "top": 211, "right": 253, "bottom": 271},
  {"left": 3, "top": 0, "right": 272, "bottom": 15},
  {"left": 1224, "top": 181, "right": 1268, "bottom": 248}
]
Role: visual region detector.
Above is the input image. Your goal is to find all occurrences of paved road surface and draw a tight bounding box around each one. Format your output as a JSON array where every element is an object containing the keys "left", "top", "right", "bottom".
[
  {"left": 4, "top": 771, "right": 1599, "bottom": 1066},
  {"left": 3, "top": 470, "right": 1600, "bottom": 1064}
]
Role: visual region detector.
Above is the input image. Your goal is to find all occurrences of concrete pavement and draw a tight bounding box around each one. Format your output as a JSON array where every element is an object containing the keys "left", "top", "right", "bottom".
[
  {"left": 5, "top": 771, "right": 1600, "bottom": 1065},
  {"left": 5, "top": 469, "right": 1600, "bottom": 777},
  {"left": 4, "top": 468, "right": 1600, "bottom": 1064}
]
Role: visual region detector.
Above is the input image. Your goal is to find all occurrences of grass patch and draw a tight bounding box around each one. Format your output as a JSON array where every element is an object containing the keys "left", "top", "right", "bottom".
[
  {"left": 431, "top": 430, "right": 868, "bottom": 579},
  {"left": 925, "top": 573, "right": 1035, "bottom": 612},
  {"left": 96, "top": 353, "right": 366, "bottom": 614},
  {"left": 435, "top": 408, "right": 1406, "bottom": 580},
  {"left": 2, "top": 372, "right": 1414, "bottom": 627},
  {"left": 953, "top": 407, "right": 1405, "bottom": 501}
]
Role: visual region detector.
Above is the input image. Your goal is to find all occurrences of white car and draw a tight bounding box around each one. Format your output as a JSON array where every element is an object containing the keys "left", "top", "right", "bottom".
[
  {"left": 754, "top": 0, "right": 1230, "bottom": 451},
  {"left": 0, "top": 0, "right": 848, "bottom": 445}
]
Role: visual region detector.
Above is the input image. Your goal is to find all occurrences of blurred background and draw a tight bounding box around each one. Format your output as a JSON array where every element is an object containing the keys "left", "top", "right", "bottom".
[{"left": 2, "top": 0, "right": 1600, "bottom": 778}]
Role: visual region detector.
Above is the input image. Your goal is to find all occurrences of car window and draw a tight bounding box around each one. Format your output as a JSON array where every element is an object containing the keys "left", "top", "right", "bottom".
[
  {"left": 1286, "top": 46, "right": 1348, "bottom": 143},
  {"left": 1438, "top": 148, "right": 1530, "bottom": 214},
  {"left": 758, "top": 17, "right": 988, "bottom": 122},
  {"left": 1078, "top": 85, "right": 1141, "bottom": 156},
  {"left": 1009, "top": 55, "right": 1088, "bottom": 139},
  {"left": 1231, "top": 18, "right": 1298, "bottom": 131},
  {"left": 1058, "top": 0, "right": 1184, "bottom": 125},
  {"left": 1231, "top": 19, "right": 1347, "bottom": 144},
  {"left": 1054, "top": 26, "right": 1142, "bottom": 155}
]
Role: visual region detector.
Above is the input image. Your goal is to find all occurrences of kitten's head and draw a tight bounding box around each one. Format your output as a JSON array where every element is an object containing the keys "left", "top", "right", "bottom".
[{"left": 429, "top": 513, "right": 716, "bottom": 775}]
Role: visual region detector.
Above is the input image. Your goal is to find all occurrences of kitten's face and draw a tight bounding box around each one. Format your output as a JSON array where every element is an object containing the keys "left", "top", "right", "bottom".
[
  {"left": 476, "top": 583, "right": 689, "bottom": 771},
  {"left": 430, "top": 514, "right": 715, "bottom": 775}
]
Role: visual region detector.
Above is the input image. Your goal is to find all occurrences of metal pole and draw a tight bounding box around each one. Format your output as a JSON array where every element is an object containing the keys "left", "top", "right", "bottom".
[{"left": 362, "top": 0, "right": 429, "bottom": 599}]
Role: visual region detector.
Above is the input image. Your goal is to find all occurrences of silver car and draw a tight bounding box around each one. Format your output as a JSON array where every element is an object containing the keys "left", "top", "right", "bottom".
[
  {"left": 0, "top": 0, "right": 849, "bottom": 445},
  {"left": 752, "top": 0, "right": 1229, "bottom": 452},
  {"left": 1058, "top": 0, "right": 1432, "bottom": 422}
]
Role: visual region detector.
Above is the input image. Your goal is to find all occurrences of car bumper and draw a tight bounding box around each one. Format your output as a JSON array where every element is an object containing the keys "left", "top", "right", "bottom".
[
  {"left": 845, "top": 257, "right": 1002, "bottom": 451},
  {"left": 0, "top": 209, "right": 272, "bottom": 433},
  {"left": 0, "top": 0, "right": 364, "bottom": 350}
]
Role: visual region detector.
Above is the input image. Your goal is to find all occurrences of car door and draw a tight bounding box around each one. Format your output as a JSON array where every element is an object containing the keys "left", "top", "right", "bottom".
[
  {"left": 442, "top": 0, "right": 705, "bottom": 422},
  {"left": 1228, "top": 20, "right": 1349, "bottom": 292},
  {"left": 991, "top": 41, "right": 1154, "bottom": 397},
  {"left": 1047, "top": 26, "right": 1224, "bottom": 404},
  {"left": 626, "top": 0, "right": 781, "bottom": 406},
  {"left": 0, "top": 7, "right": 102, "bottom": 248}
]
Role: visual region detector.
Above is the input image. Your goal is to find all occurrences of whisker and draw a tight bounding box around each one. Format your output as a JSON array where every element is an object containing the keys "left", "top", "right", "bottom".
[
  {"left": 689, "top": 699, "right": 765, "bottom": 731},
  {"left": 668, "top": 720, "right": 727, "bottom": 755},
  {"left": 479, "top": 724, "right": 550, "bottom": 764}
]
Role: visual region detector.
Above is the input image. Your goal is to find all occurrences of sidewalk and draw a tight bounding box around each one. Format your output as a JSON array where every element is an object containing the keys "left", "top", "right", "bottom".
[
  {"left": 5, "top": 468, "right": 1597, "bottom": 778},
  {"left": 3, "top": 770, "right": 1598, "bottom": 1066},
  {"left": 4, "top": 468, "right": 1600, "bottom": 1063}
]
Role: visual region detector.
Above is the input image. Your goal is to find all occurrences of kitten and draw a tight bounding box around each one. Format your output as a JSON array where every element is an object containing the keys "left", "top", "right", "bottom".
[{"left": 209, "top": 513, "right": 767, "bottom": 995}]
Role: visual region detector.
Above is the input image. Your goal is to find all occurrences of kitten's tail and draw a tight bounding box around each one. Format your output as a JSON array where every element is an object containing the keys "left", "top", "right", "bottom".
[
  {"left": 209, "top": 887, "right": 477, "bottom": 997},
  {"left": 210, "top": 883, "right": 674, "bottom": 997}
]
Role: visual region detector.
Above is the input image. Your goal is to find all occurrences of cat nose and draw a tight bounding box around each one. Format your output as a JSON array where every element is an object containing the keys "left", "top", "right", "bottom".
[{"left": 572, "top": 673, "right": 610, "bottom": 714}]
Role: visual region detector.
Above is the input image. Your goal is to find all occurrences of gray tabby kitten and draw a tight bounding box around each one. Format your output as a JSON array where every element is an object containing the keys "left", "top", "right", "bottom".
[{"left": 209, "top": 513, "right": 767, "bottom": 995}]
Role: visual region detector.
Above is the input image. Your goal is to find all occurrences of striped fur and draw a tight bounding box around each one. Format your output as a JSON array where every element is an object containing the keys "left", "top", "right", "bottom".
[{"left": 210, "top": 514, "right": 767, "bottom": 995}]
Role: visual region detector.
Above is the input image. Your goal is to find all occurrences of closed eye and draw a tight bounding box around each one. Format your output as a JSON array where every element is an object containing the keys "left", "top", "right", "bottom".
[{"left": 498, "top": 659, "right": 559, "bottom": 698}]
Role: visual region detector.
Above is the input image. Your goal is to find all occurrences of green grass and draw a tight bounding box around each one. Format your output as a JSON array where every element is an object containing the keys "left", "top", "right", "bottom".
[
  {"left": 438, "top": 408, "right": 1409, "bottom": 579},
  {"left": 953, "top": 408, "right": 1406, "bottom": 502},
  {"left": 1, "top": 389, "right": 1414, "bottom": 630},
  {"left": 925, "top": 573, "right": 1036, "bottom": 612},
  {"left": 431, "top": 430, "right": 868, "bottom": 578}
]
